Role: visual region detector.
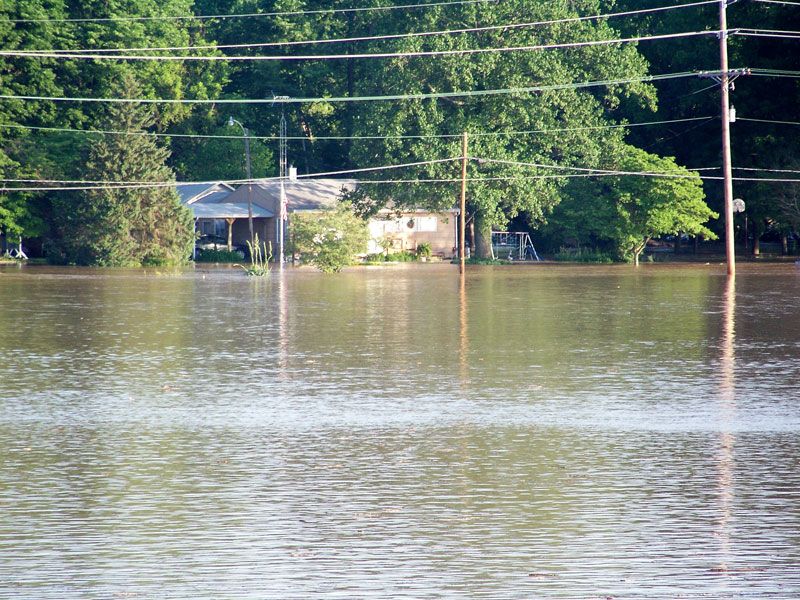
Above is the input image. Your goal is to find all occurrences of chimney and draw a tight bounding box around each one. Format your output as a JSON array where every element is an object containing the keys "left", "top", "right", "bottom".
[{"left": 289, "top": 166, "right": 298, "bottom": 181}]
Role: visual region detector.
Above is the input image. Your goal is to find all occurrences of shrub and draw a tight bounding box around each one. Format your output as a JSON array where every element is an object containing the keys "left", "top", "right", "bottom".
[
  {"left": 415, "top": 242, "right": 432, "bottom": 259},
  {"left": 292, "top": 204, "right": 369, "bottom": 273},
  {"left": 553, "top": 247, "right": 615, "bottom": 263},
  {"left": 195, "top": 248, "right": 244, "bottom": 263},
  {"left": 385, "top": 250, "right": 416, "bottom": 262},
  {"left": 237, "top": 235, "right": 272, "bottom": 276}
]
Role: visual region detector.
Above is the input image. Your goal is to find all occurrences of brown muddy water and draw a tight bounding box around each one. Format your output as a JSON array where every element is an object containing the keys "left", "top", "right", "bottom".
[{"left": 1, "top": 262, "right": 799, "bottom": 598}]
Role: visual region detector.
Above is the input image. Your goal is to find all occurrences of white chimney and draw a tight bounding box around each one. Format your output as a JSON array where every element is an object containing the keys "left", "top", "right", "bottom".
[{"left": 289, "top": 166, "right": 298, "bottom": 181}]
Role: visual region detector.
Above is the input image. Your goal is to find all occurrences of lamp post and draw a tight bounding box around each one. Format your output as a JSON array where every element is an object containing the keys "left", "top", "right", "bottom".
[
  {"left": 228, "top": 116, "right": 254, "bottom": 247},
  {"left": 274, "top": 96, "right": 290, "bottom": 265}
]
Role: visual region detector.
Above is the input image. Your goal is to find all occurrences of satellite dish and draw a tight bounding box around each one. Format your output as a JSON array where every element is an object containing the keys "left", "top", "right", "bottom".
[{"left": 733, "top": 198, "right": 745, "bottom": 213}]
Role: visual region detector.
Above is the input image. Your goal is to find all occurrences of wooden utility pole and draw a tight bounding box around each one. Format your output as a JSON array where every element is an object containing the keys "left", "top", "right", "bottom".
[
  {"left": 459, "top": 132, "right": 468, "bottom": 275},
  {"left": 719, "top": 0, "right": 736, "bottom": 276}
]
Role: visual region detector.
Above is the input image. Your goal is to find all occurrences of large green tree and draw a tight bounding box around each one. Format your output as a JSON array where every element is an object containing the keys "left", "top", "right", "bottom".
[
  {"left": 334, "top": 0, "right": 657, "bottom": 257},
  {"left": 615, "top": 0, "right": 800, "bottom": 251},
  {"left": 51, "top": 77, "right": 194, "bottom": 266},
  {"left": 549, "top": 145, "right": 717, "bottom": 265}
]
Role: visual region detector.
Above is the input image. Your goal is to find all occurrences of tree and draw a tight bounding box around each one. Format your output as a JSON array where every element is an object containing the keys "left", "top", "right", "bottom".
[
  {"left": 291, "top": 204, "right": 368, "bottom": 272},
  {"left": 548, "top": 146, "right": 717, "bottom": 265},
  {"left": 339, "top": 0, "right": 657, "bottom": 257},
  {"left": 50, "top": 76, "right": 194, "bottom": 266}
]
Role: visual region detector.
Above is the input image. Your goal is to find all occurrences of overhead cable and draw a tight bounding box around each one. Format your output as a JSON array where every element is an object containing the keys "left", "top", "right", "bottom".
[
  {"left": 0, "top": 71, "right": 698, "bottom": 105},
  {"left": 8, "top": 172, "right": 800, "bottom": 192},
  {"left": 5, "top": 0, "right": 498, "bottom": 24},
  {"left": 0, "top": 30, "right": 718, "bottom": 62},
  {"left": 738, "top": 117, "right": 800, "bottom": 126},
  {"left": 17, "top": 1, "right": 719, "bottom": 54},
  {"left": 752, "top": 0, "right": 800, "bottom": 6},
  {"left": 0, "top": 116, "right": 717, "bottom": 141}
]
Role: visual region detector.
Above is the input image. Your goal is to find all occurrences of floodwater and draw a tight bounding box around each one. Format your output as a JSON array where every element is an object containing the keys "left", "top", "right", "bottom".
[{"left": 1, "top": 262, "right": 799, "bottom": 598}]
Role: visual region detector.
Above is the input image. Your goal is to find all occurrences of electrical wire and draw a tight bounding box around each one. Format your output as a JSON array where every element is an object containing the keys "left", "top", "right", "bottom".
[
  {"left": 0, "top": 71, "right": 698, "bottom": 105},
  {"left": 470, "top": 156, "right": 712, "bottom": 178},
  {"left": 0, "top": 30, "right": 718, "bottom": 62},
  {"left": 5, "top": 0, "right": 498, "bottom": 24},
  {"left": 17, "top": 1, "right": 719, "bottom": 54},
  {"left": 0, "top": 116, "right": 717, "bottom": 142},
  {"left": 752, "top": 0, "right": 800, "bottom": 6},
  {"left": 8, "top": 172, "right": 800, "bottom": 192},
  {"left": 738, "top": 117, "right": 800, "bottom": 126},
  {"left": 11, "top": 163, "right": 800, "bottom": 192},
  {"left": 737, "top": 31, "right": 800, "bottom": 40}
]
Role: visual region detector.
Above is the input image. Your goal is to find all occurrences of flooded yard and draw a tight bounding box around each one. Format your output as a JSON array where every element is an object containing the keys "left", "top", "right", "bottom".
[{"left": 1, "top": 262, "right": 799, "bottom": 598}]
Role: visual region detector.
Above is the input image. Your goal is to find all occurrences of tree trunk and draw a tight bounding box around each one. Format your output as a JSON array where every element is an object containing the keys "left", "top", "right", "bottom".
[
  {"left": 753, "top": 235, "right": 760, "bottom": 256},
  {"left": 782, "top": 233, "right": 789, "bottom": 255},
  {"left": 474, "top": 215, "right": 493, "bottom": 259},
  {"left": 469, "top": 220, "right": 475, "bottom": 256}
]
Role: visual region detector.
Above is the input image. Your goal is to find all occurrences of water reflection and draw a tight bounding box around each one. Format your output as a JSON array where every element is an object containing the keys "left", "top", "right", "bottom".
[
  {"left": 716, "top": 276, "right": 737, "bottom": 574},
  {"left": 1, "top": 264, "right": 800, "bottom": 598},
  {"left": 459, "top": 273, "right": 469, "bottom": 389}
]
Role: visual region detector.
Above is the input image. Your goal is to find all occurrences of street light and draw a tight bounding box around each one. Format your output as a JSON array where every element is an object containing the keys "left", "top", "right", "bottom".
[{"left": 228, "top": 116, "right": 254, "bottom": 247}]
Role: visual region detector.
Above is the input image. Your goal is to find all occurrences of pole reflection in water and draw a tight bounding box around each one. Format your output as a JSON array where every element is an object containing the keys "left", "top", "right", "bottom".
[
  {"left": 459, "top": 273, "right": 469, "bottom": 390},
  {"left": 716, "top": 275, "right": 736, "bottom": 572},
  {"left": 278, "top": 269, "right": 289, "bottom": 378}
]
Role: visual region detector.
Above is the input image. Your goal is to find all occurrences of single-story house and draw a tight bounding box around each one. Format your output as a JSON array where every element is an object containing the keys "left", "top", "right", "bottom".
[
  {"left": 178, "top": 178, "right": 458, "bottom": 259},
  {"left": 367, "top": 208, "right": 459, "bottom": 257}
]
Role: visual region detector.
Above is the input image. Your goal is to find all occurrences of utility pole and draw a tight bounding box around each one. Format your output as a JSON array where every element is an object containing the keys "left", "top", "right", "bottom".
[
  {"left": 701, "top": 4, "right": 748, "bottom": 275},
  {"left": 719, "top": 0, "right": 736, "bottom": 276},
  {"left": 460, "top": 132, "right": 468, "bottom": 275}
]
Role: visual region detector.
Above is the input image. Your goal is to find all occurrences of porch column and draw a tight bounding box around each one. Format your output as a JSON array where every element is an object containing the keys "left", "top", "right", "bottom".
[{"left": 226, "top": 218, "right": 236, "bottom": 251}]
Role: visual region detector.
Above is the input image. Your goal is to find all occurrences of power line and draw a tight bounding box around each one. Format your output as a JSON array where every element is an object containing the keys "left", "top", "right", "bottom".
[
  {"left": 0, "top": 116, "right": 716, "bottom": 141},
  {"left": 737, "top": 31, "right": 800, "bottom": 40},
  {"left": 473, "top": 156, "right": 711, "bottom": 179},
  {"left": 0, "top": 71, "right": 698, "bottom": 105},
  {"left": 17, "top": 1, "right": 718, "bottom": 54},
  {"left": 5, "top": 0, "right": 498, "bottom": 24},
  {"left": 7, "top": 171, "right": 800, "bottom": 193},
  {"left": 752, "top": 0, "right": 800, "bottom": 6},
  {"left": 738, "top": 117, "right": 800, "bottom": 126},
  {"left": 12, "top": 163, "right": 800, "bottom": 190},
  {"left": 0, "top": 30, "right": 717, "bottom": 62}
]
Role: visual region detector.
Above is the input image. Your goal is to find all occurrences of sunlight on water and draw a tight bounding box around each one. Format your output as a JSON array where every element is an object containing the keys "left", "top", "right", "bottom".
[{"left": 1, "top": 263, "right": 799, "bottom": 598}]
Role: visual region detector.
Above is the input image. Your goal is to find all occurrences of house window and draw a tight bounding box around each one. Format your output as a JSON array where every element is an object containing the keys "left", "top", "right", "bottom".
[{"left": 414, "top": 217, "right": 437, "bottom": 232}]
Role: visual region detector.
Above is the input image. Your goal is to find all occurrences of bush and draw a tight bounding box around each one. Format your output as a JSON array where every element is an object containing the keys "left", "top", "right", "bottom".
[
  {"left": 292, "top": 204, "right": 369, "bottom": 273},
  {"left": 553, "top": 247, "right": 615, "bottom": 263},
  {"left": 385, "top": 250, "right": 416, "bottom": 262},
  {"left": 415, "top": 242, "right": 432, "bottom": 258},
  {"left": 195, "top": 248, "right": 244, "bottom": 263}
]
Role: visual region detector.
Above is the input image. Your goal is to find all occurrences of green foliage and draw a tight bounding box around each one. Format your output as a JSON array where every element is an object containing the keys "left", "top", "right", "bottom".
[
  {"left": 386, "top": 250, "right": 416, "bottom": 262},
  {"left": 553, "top": 247, "right": 615, "bottom": 263},
  {"left": 292, "top": 205, "right": 369, "bottom": 273},
  {"left": 237, "top": 234, "right": 272, "bottom": 276},
  {"left": 195, "top": 248, "right": 244, "bottom": 263},
  {"left": 547, "top": 146, "right": 717, "bottom": 265},
  {"left": 49, "top": 76, "right": 194, "bottom": 266},
  {"left": 415, "top": 242, "right": 432, "bottom": 258}
]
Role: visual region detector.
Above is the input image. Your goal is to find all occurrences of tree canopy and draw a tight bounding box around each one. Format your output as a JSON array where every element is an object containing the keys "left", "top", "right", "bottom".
[{"left": 2, "top": 0, "right": 797, "bottom": 261}]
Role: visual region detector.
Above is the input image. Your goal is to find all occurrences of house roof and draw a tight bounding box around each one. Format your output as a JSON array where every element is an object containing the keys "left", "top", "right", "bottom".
[
  {"left": 177, "top": 182, "right": 235, "bottom": 205},
  {"left": 225, "top": 178, "right": 358, "bottom": 212},
  {"left": 190, "top": 202, "right": 273, "bottom": 219}
]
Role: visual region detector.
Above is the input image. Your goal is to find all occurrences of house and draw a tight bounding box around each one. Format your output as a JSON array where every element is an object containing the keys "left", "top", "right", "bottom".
[
  {"left": 367, "top": 208, "right": 459, "bottom": 258},
  {"left": 179, "top": 178, "right": 458, "bottom": 260}
]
